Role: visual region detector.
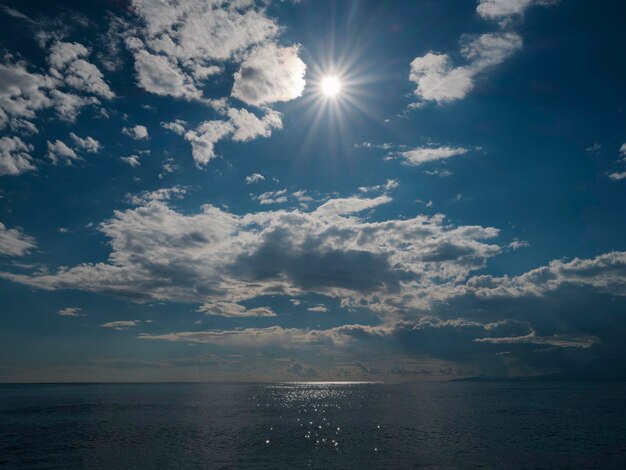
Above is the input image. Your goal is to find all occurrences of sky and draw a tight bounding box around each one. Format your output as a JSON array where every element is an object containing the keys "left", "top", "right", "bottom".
[{"left": 1, "top": 0, "right": 626, "bottom": 383}]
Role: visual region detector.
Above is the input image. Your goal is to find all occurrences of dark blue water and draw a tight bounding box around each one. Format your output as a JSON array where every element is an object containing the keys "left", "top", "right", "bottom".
[{"left": 1, "top": 382, "right": 625, "bottom": 469}]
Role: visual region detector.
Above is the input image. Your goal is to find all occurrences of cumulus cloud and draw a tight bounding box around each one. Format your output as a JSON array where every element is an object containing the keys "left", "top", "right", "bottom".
[
  {"left": 476, "top": 0, "right": 557, "bottom": 22},
  {"left": 124, "top": 0, "right": 287, "bottom": 105},
  {"left": 465, "top": 251, "right": 626, "bottom": 298},
  {"left": 409, "top": 33, "right": 523, "bottom": 104},
  {"left": 132, "top": 49, "right": 201, "bottom": 99},
  {"left": 48, "top": 41, "right": 114, "bottom": 99},
  {"left": 231, "top": 43, "right": 306, "bottom": 106},
  {"left": 0, "top": 61, "right": 53, "bottom": 127},
  {"left": 69, "top": 133, "right": 101, "bottom": 153},
  {"left": 0, "top": 222, "right": 36, "bottom": 256},
  {"left": 58, "top": 307, "right": 82, "bottom": 317},
  {"left": 47, "top": 139, "right": 80, "bottom": 165},
  {"left": 397, "top": 146, "right": 468, "bottom": 166},
  {"left": 161, "top": 119, "right": 187, "bottom": 135},
  {"left": 100, "top": 320, "right": 140, "bottom": 330},
  {"left": 0, "top": 41, "right": 112, "bottom": 130},
  {"left": 409, "top": 54, "right": 474, "bottom": 103},
  {"left": 122, "top": 125, "right": 149, "bottom": 140},
  {"left": 198, "top": 302, "right": 277, "bottom": 318},
  {"left": 184, "top": 120, "right": 233, "bottom": 165},
  {"left": 0, "top": 193, "right": 502, "bottom": 313},
  {"left": 246, "top": 173, "right": 265, "bottom": 184},
  {"left": 227, "top": 107, "right": 282, "bottom": 141},
  {"left": 0, "top": 136, "right": 35, "bottom": 176},
  {"left": 120, "top": 155, "right": 141, "bottom": 167},
  {"left": 307, "top": 305, "right": 329, "bottom": 313}
]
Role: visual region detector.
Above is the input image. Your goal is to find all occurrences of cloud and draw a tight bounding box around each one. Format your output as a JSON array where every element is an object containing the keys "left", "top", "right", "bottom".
[
  {"left": 100, "top": 320, "right": 140, "bottom": 331},
  {"left": 161, "top": 119, "right": 187, "bottom": 135},
  {"left": 197, "top": 302, "right": 277, "bottom": 318},
  {"left": 122, "top": 125, "right": 149, "bottom": 140},
  {"left": 0, "top": 136, "right": 35, "bottom": 176},
  {"left": 130, "top": 0, "right": 279, "bottom": 60},
  {"left": 58, "top": 307, "right": 82, "bottom": 317},
  {"left": 246, "top": 173, "right": 265, "bottom": 184},
  {"left": 585, "top": 143, "right": 601, "bottom": 155},
  {"left": 69, "top": 133, "right": 101, "bottom": 153},
  {"left": 397, "top": 146, "right": 468, "bottom": 166},
  {"left": 183, "top": 108, "right": 283, "bottom": 166},
  {"left": 0, "top": 193, "right": 502, "bottom": 313},
  {"left": 409, "top": 54, "right": 474, "bottom": 103},
  {"left": 132, "top": 49, "right": 201, "bottom": 99},
  {"left": 474, "top": 330, "right": 600, "bottom": 348},
  {"left": 227, "top": 108, "right": 282, "bottom": 141},
  {"left": 0, "top": 42, "right": 111, "bottom": 130},
  {"left": 476, "top": 0, "right": 557, "bottom": 22},
  {"left": 609, "top": 143, "right": 626, "bottom": 181},
  {"left": 184, "top": 120, "right": 233, "bottom": 166},
  {"left": 1, "top": 6, "right": 37, "bottom": 24},
  {"left": 120, "top": 155, "right": 141, "bottom": 167},
  {"left": 48, "top": 41, "right": 114, "bottom": 99},
  {"left": 0, "top": 61, "right": 53, "bottom": 127},
  {"left": 465, "top": 251, "right": 626, "bottom": 298},
  {"left": 307, "top": 305, "right": 329, "bottom": 313},
  {"left": 125, "top": 186, "right": 186, "bottom": 206},
  {"left": 231, "top": 43, "right": 306, "bottom": 106},
  {"left": 255, "top": 189, "right": 288, "bottom": 205},
  {"left": 49, "top": 90, "right": 99, "bottom": 123},
  {"left": 409, "top": 33, "right": 523, "bottom": 104},
  {"left": 124, "top": 0, "right": 284, "bottom": 104},
  {"left": 0, "top": 222, "right": 36, "bottom": 256},
  {"left": 47, "top": 139, "right": 80, "bottom": 165}
]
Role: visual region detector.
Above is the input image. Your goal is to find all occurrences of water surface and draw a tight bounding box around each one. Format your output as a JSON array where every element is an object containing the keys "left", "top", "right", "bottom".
[{"left": 1, "top": 382, "right": 625, "bottom": 469}]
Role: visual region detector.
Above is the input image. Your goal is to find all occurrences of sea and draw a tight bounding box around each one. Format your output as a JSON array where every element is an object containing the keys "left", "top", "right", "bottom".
[{"left": 1, "top": 381, "right": 625, "bottom": 469}]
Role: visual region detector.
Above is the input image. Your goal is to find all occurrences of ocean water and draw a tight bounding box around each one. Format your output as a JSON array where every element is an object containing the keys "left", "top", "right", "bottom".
[{"left": 1, "top": 382, "right": 625, "bottom": 469}]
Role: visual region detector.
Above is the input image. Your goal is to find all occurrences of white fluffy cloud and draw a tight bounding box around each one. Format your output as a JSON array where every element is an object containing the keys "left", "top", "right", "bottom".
[
  {"left": 132, "top": 49, "right": 201, "bottom": 99},
  {"left": 476, "top": 0, "right": 556, "bottom": 21},
  {"left": 227, "top": 107, "right": 282, "bottom": 141},
  {"left": 161, "top": 119, "right": 187, "bottom": 135},
  {"left": 465, "top": 251, "right": 626, "bottom": 298},
  {"left": 47, "top": 139, "right": 80, "bottom": 165},
  {"left": 198, "top": 302, "right": 277, "bottom": 318},
  {"left": 410, "top": 33, "right": 523, "bottom": 104},
  {"left": 184, "top": 120, "right": 233, "bottom": 166},
  {"left": 120, "top": 155, "right": 141, "bottom": 167},
  {"left": 409, "top": 54, "right": 474, "bottom": 103},
  {"left": 246, "top": 173, "right": 265, "bottom": 184},
  {"left": 125, "top": 0, "right": 295, "bottom": 106},
  {"left": 100, "top": 320, "right": 140, "bottom": 330},
  {"left": 184, "top": 108, "right": 282, "bottom": 166},
  {"left": 69, "top": 133, "right": 101, "bottom": 153},
  {"left": 0, "top": 41, "right": 113, "bottom": 132},
  {"left": 398, "top": 146, "right": 468, "bottom": 166},
  {"left": 0, "top": 61, "right": 53, "bottom": 127},
  {"left": 48, "top": 41, "right": 114, "bottom": 99},
  {"left": 0, "top": 191, "right": 503, "bottom": 313},
  {"left": 231, "top": 43, "right": 306, "bottom": 106},
  {"left": 0, "top": 222, "right": 36, "bottom": 256},
  {"left": 122, "top": 125, "right": 149, "bottom": 140},
  {"left": 0, "top": 136, "right": 35, "bottom": 176}
]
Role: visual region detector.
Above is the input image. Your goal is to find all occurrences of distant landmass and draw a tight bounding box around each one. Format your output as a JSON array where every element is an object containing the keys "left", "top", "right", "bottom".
[{"left": 455, "top": 359, "right": 626, "bottom": 382}]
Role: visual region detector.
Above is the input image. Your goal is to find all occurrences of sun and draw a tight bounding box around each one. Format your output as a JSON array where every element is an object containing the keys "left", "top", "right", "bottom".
[{"left": 320, "top": 76, "right": 341, "bottom": 97}]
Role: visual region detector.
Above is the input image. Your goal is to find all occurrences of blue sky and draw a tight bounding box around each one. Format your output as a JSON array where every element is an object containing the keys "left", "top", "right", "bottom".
[{"left": 1, "top": 0, "right": 626, "bottom": 382}]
